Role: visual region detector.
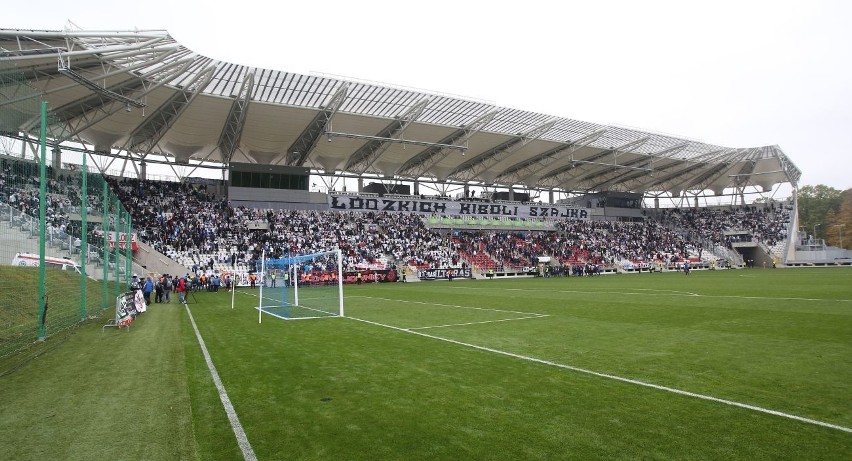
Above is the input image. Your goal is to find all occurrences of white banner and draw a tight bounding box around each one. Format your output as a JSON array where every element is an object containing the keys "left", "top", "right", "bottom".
[
  {"left": 328, "top": 194, "right": 590, "bottom": 220},
  {"left": 115, "top": 290, "right": 146, "bottom": 328}
]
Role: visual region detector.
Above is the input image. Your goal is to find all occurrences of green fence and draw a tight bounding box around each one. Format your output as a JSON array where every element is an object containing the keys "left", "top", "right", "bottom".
[{"left": 1, "top": 62, "right": 133, "bottom": 359}]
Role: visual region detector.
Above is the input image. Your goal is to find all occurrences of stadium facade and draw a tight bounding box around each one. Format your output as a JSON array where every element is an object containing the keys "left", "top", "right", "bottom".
[{"left": 3, "top": 26, "right": 842, "bottom": 268}]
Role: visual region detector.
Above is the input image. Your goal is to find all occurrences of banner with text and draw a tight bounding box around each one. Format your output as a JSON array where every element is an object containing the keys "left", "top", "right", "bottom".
[
  {"left": 328, "top": 194, "right": 590, "bottom": 220},
  {"left": 417, "top": 267, "right": 473, "bottom": 280},
  {"left": 97, "top": 231, "right": 139, "bottom": 252},
  {"left": 114, "top": 290, "right": 146, "bottom": 328}
]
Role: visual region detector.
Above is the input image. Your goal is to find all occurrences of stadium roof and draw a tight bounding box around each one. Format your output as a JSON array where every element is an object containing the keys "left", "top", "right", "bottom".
[{"left": 0, "top": 27, "right": 802, "bottom": 197}]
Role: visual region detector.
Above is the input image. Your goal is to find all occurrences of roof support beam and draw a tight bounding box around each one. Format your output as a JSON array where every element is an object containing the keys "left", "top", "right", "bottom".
[
  {"left": 0, "top": 34, "right": 167, "bottom": 61},
  {"left": 495, "top": 128, "right": 607, "bottom": 185},
  {"left": 123, "top": 65, "right": 215, "bottom": 157},
  {"left": 16, "top": 51, "right": 183, "bottom": 130},
  {"left": 49, "top": 56, "right": 197, "bottom": 143},
  {"left": 448, "top": 118, "right": 558, "bottom": 182},
  {"left": 654, "top": 149, "right": 742, "bottom": 192},
  {"left": 217, "top": 70, "right": 255, "bottom": 165},
  {"left": 641, "top": 149, "right": 730, "bottom": 191},
  {"left": 343, "top": 97, "right": 430, "bottom": 175},
  {"left": 537, "top": 136, "right": 649, "bottom": 189},
  {"left": 774, "top": 145, "right": 801, "bottom": 185},
  {"left": 1, "top": 45, "right": 182, "bottom": 111},
  {"left": 681, "top": 148, "right": 753, "bottom": 192},
  {"left": 285, "top": 84, "right": 348, "bottom": 166},
  {"left": 396, "top": 109, "right": 497, "bottom": 179},
  {"left": 585, "top": 142, "right": 688, "bottom": 191},
  {"left": 58, "top": 54, "right": 141, "bottom": 108}
]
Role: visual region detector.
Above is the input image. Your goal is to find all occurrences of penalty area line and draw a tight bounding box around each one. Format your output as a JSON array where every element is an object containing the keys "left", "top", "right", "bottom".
[
  {"left": 184, "top": 304, "right": 257, "bottom": 461},
  {"left": 347, "top": 315, "right": 852, "bottom": 434},
  {"left": 407, "top": 314, "right": 549, "bottom": 331},
  {"left": 350, "top": 295, "right": 547, "bottom": 316}
]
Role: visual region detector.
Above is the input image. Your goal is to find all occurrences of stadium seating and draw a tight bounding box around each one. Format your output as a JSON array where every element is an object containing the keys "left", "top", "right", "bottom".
[{"left": 0, "top": 170, "right": 793, "bottom": 276}]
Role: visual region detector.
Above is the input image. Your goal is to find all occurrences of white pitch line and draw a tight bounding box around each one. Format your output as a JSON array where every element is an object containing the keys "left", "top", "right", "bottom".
[
  {"left": 347, "top": 315, "right": 852, "bottom": 434},
  {"left": 237, "top": 289, "right": 340, "bottom": 319},
  {"left": 407, "top": 314, "right": 549, "bottom": 331},
  {"left": 632, "top": 288, "right": 701, "bottom": 296},
  {"left": 350, "top": 295, "right": 547, "bottom": 316},
  {"left": 451, "top": 285, "right": 852, "bottom": 303},
  {"left": 184, "top": 304, "right": 257, "bottom": 461}
]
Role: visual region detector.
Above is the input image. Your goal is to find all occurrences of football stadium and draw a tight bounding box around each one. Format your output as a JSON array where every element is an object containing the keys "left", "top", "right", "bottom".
[{"left": 1, "top": 27, "right": 850, "bottom": 460}]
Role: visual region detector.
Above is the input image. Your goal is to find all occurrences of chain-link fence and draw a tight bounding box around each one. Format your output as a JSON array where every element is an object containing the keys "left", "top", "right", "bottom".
[{"left": 1, "top": 61, "right": 134, "bottom": 359}]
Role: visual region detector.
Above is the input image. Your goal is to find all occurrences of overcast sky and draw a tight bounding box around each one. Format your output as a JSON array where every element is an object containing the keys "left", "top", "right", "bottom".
[{"left": 4, "top": 0, "right": 851, "bottom": 191}]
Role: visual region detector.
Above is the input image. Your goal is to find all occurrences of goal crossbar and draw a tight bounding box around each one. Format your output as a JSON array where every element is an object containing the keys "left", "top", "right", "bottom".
[{"left": 257, "top": 248, "right": 344, "bottom": 322}]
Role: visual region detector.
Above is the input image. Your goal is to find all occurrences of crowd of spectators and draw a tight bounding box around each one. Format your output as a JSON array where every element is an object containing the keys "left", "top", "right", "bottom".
[
  {"left": 655, "top": 204, "right": 792, "bottom": 249},
  {"left": 1, "top": 160, "right": 795, "bottom": 275},
  {"left": 98, "top": 177, "right": 798, "bottom": 273},
  {"left": 0, "top": 158, "right": 109, "bottom": 251}
]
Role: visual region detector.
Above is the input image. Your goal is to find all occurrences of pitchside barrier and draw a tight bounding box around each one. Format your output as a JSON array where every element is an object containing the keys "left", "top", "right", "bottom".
[
  {"left": 1, "top": 61, "right": 134, "bottom": 358},
  {"left": 102, "top": 290, "right": 147, "bottom": 332}
]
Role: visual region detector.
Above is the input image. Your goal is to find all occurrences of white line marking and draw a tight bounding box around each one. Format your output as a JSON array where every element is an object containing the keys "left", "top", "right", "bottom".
[
  {"left": 184, "top": 304, "right": 257, "bottom": 460},
  {"left": 347, "top": 315, "right": 852, "bottom": 434},
  {"left": 632, "top": 288, "right": 701, "bottom": 296},
  {"left": 238, "top": 289, "right": 340, "bottom": 319},
  {"left": 351, "top": 295, "right": 547, "bottom": 316},
  {"left": 351, "top": 295, "right": 549, "bottom": 330},
  {"left": 407, "top": 315, "right": 549, "bottom": 330},
  {"left": 451, "top": 286, "right": 852, "bottom": 303}
]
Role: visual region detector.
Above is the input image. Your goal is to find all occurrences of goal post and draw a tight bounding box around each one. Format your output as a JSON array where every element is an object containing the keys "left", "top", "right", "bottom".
[{"left": 257, "top": 249, "right": 344, "bottom": 321}]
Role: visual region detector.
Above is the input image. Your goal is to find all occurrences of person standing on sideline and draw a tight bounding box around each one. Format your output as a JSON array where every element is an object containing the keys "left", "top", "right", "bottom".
[
  {"left": 163, "top": 275, "right": 173, "bottom": 303},
  {"left": 356, "top": 271, "right": 362, "bottom": 285},
  {"left": 155, "top": 276, "right": 164, "bottom": 303},
  {"left": 143, "top": 276, "right": 154, "bottom": 305},
  {"left": 130, "top": 273, "right": 141, "bottom": 292},
  {"left": 270, "top": 271, "right": 277, "bottom": 287},
  {"left": 176, "top": 275, "right": 187, "bottom": 304}
]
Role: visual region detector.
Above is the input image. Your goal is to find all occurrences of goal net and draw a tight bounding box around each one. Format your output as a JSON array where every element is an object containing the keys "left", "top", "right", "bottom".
[{"left": 257, "top": 249, "right": 344, "bottom": 320}]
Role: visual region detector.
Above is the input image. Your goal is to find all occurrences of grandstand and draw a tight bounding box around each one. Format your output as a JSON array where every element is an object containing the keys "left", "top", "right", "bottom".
[
  {"left": 4, "top": 23, "right": 852, "bottom": 461},
  {"left": 2, "top": 26, "right": 844, "bottom": 282}
]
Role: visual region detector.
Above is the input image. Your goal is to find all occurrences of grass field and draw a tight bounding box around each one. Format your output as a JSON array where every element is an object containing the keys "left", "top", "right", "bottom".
[{"left": 1, "top": 267, "right": 851, "bottom": 460}]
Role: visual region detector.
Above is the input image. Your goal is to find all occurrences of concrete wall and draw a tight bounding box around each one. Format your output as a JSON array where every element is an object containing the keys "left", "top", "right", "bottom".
[
  {"left": 228, "top": 187, "right": 327, "bottom": 210},
  {"left": 132, "top": 240, "right": 191, "bottom": 277}
]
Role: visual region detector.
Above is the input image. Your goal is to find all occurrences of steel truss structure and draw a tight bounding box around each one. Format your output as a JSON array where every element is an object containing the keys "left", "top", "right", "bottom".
[{"left": 0, "top": 26, "right": 801, "bottom": 202}]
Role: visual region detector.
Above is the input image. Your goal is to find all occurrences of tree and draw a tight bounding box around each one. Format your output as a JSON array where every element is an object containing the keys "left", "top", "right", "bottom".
[
  {"left": 825, "top": 189, "right": 852, "bottom": 249},
  {"left": 797, "top": 185, "right": 843, "bottom": 240}
]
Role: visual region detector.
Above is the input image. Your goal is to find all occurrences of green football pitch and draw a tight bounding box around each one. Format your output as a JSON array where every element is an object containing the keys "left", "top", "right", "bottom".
[{"left": 1, "top": 267, "right": 851, "bottom": 460}]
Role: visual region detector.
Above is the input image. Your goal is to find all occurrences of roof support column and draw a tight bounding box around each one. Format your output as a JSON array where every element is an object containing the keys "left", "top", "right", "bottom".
[{"left": 52, "top": 146, "right": 61, "bottom": 170}]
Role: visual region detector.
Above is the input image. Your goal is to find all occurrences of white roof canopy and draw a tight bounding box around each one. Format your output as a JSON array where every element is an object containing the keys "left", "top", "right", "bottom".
[{"left": 0, "top": 27, "right": 801, "bottom": 195}]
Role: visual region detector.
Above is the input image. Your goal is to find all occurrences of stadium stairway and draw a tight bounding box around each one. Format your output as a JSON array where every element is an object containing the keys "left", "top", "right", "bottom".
[
  {"left": 133, "top": 240, "right": 192, "bottom": 278},
  {"left": 1, "top": 212, "right": 44, "bottom": 264}
]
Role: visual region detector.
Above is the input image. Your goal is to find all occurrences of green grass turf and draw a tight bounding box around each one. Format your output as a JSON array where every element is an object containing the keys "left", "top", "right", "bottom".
[
  {"left": 1, "top": 267, "right": 851, "bottom": 460},
  {"left": 0, "top": 266, "right": 120, "bottom": 358}
]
